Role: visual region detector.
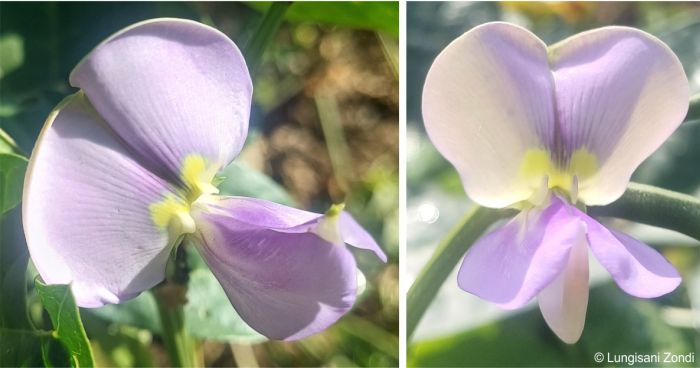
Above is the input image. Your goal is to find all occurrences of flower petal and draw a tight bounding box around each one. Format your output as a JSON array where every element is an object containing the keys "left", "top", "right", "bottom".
[
  {"left": 23, "top": 93, "right": 175, "bottom": 307},
  {"left": 70, "top": 18, "right": 252, "bottom": 182},
  {"left": 549, "top": 27, "right": 689, "bottom": 205},
  {"left": 203, "top": 196, "right": 386, "bottom": 260},
  {"left": 583, "top": 215, "right": 681, "bottom": 298},
  {"left": 423, "top": 22, "right": 556, "bottom": 208},
  {"left": 457, "top": 197, "right": 583, "bottom": 309},
  {"left": 538, "top": 229, "right": 589, "bottom": 344},
  {"left": 191, "top": 197, "right": 358, "bottom": 340},
  {"left": 339, "top": 212, "right": 387, "bottom": 262}
]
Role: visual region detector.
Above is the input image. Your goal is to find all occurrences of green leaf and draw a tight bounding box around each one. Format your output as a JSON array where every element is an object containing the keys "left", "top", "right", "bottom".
[
  {"left": 247, "top": 2, "right": 399, "bottom": 36},
  {"left": 217, "top": 161, "right": 295, "bottom": 206},
  {"left": 0, "top": 153, "right": 28, "bottom": 214},
  {"left": 185, "top": 268, "right": 266, "bottom": 343},
  {"left": 244, "top": 2, "right": 291, "bottom": 76},
  {"left": 0, "top": 129, "right": 23, "bottom": 154},
  {"left": 35, "top": 280, "right": 95, "bottom": 367},
  {"left": 0, "top": 328, "right": 44, "bottom": 367},
  {"left": 409, "top": 283, "right": 693, "bottom": 367}
]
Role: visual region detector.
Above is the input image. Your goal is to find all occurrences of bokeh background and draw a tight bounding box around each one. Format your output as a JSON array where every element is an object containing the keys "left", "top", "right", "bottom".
[
  {"left": 0, "top": 2, "right": 398, "bottom": 367},
  {"left": 407, "top": 2, "right": 700, "bottom": 367}
]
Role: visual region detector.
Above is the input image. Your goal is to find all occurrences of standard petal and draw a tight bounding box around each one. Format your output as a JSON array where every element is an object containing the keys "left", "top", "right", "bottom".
[
  {"left": 70, "top": 18, "right": 252, "bottom": 183},
  {"left": 23, "top": 93, "right": 175, "bottom": 307},
  {"left": 583, "top": 215, "right": 681, "bottom": 298},
  {"left": 191, "top": 197, "right": 358, "bottom": 340},
  {"left": 423, "top": 22, "right": 556, "bottom": 208},
  {"left": 538, "top": 230, "right": 589, "bottom": 344},
  {"left": 457, "top": 197, "right": 584, "bottom": 309},
  {"left": 549, "top": 27, "right": 689, "bottom": 205}
]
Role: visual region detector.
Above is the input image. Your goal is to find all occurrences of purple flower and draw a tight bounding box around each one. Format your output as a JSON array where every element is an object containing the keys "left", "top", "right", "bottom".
[
  {"left": 22, "top": 18, "right": 386, "bottom": 341},
  {"left": 423, "top": 22, "right": 688, "bottom": 343}
]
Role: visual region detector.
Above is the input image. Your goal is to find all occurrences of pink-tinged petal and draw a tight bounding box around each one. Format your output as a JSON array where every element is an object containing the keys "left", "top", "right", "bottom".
[
  {"left": 583, "top": 215, "right": 681, "bottom": 298},
  {"left": 457, "top": 197, "right": 583, "bottom": 309},
  {"left": 550, "top": 27, "right": 689, "bottom": 206},
  {"left": 204, "top": 197, "right": 386, "bottom": 260},
  {"left": 423, "top": 22, "right": 556, "bottom": 208},
  {"left": 70, "top": 18, "right": 252, "bottom": 182},
  {"left": 340, "top": 212, "right": 387, "bottom": 262},
  {"left": 191, "top": 197, "right": 358, "bottom": 340},
  {"left": 538, "top": 230, "right": 589, "bottom": 344},
  {"left": 23, "top": 93, "right": 175, "bottom": 307}
]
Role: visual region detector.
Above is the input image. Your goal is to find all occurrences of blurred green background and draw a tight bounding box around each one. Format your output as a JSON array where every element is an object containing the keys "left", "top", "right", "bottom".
[
  {"left": 407, "top": 2, "right": 700, "bottom": 367},
  {"left": 0, "top": 2, "right": 398, "bottom": 367}
]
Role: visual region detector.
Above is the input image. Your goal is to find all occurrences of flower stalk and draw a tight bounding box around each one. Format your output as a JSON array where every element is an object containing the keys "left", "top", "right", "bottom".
[{"left": 154, "top": 245, "right": 195, "bottom": 367}]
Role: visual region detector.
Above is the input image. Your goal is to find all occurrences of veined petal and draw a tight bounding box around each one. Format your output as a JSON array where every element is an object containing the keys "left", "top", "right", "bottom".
[
  {"left": 70, "top": 18, "right": 252, "bottom": 183},
  {"left": 538, "top": 229, "right": 589, "bottom": 344},
  {"left": 23, "top": 93, "right": 176, "bottom": 307},
  {"left": 190, "top": 197, "right": 360, "bottom": 340},
  {"left": 202, "top": 196, "right": 387, "bottom": 260},
  {"left": 457, "top": 196, "right": 583, "bottom": 309},
  {"left": 549, "top": 27, "right": 689, "bottom": 205},
  {"left": 583, "top": 215, "right": 681, "bottom": 298},
  {"left": 423, "top": 22, "right": 556, "bottom": 208}
]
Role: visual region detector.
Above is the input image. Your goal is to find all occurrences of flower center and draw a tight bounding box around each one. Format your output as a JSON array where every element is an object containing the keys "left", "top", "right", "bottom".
[
  {"left": 518, "top": 147, "right": 598, "bottom": 206},
  {"left": 313, "top": 203, "right": 345, "bottom": 245},
  {"left": 149, "top": 154, "right": 219, "bottom": 242}
]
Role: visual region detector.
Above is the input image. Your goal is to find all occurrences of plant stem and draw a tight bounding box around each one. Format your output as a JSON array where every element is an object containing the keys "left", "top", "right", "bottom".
[
  {"left": 155, "top": 295, "right": 193, "bottom": 367},
  {"left": 154, "top": 245, "right": 194, "bottom": 367},
  {"left": 406, "top": 206, "right": 513, "bottom": 340},
  {"left": 589, "top": 182, "right": 700, "bottom": 242},
  {"left": 244, "top": 2, "right": 291, "bottom": 75}
]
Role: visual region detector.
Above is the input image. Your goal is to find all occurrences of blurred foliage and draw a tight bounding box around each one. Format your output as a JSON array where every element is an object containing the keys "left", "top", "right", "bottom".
[
  {"left": 408, "top": 2, "right": 700, "bottom": 367},
  {"left": 248, "top": 2, "right": 399, "bottom": 36},
  {"left": 1, "top": 1, "right": 398, "bottom": 367}
]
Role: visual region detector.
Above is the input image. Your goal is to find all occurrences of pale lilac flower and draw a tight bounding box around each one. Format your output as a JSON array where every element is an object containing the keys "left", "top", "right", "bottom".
[
  {"left": 423, "top": 22, "right": 688, "bottom": 343},
  {"left": 23, "top": 18, "right": 386, "bottom": 341}
]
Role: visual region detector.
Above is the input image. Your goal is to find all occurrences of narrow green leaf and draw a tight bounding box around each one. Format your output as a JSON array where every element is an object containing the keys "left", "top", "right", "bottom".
[
  {"left": 35, "top": 280, "right": 95, "bottom": 367},
  {"left": 0, "top": 129, "right": 24, "bottom": 155},
  {"left": 0, "top": 152, "right": 28, "bottom": 214},
  {"left": 247, "top": 2, "right": 399, "bottom": 36},
  {"left": 407, "top": 206, "right": 514, "bottom": 340},
  {"left": 244, "top": 1, "right": 291, "bottom": 76}
]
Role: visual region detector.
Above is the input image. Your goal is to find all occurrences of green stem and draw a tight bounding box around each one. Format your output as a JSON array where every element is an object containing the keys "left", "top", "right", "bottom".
[
  {"left": 687, "top": 93, "right": 700, "bottom": 122},
  {"left": 155, "top": 294, "right": 194, "bottom": 367},
  {"left": 244, "top": 2, "right": 291, "bottom": 75},
  {"left": 154, "top": 244, "right": 194, "bottom": 367},
  {"left": 588, "top": 182, "right": 700, "bottom": 242},
  {"left": 406, "top": 206, "right": 513, "bottom": 340}
]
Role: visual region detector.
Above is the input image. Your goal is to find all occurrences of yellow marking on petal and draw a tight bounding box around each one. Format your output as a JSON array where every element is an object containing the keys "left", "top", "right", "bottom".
[
  {"left": 518, "top": 148, "right": 598, "bottom": 204},
  {"left": 150, "top": 154, "right": 221, "bottom": 241},
  {"left": 181, "top": 154, "right": 219, "bottom": 202},
  {"left": 149, "top": 194, "right": 195, "bottom": 241}
]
